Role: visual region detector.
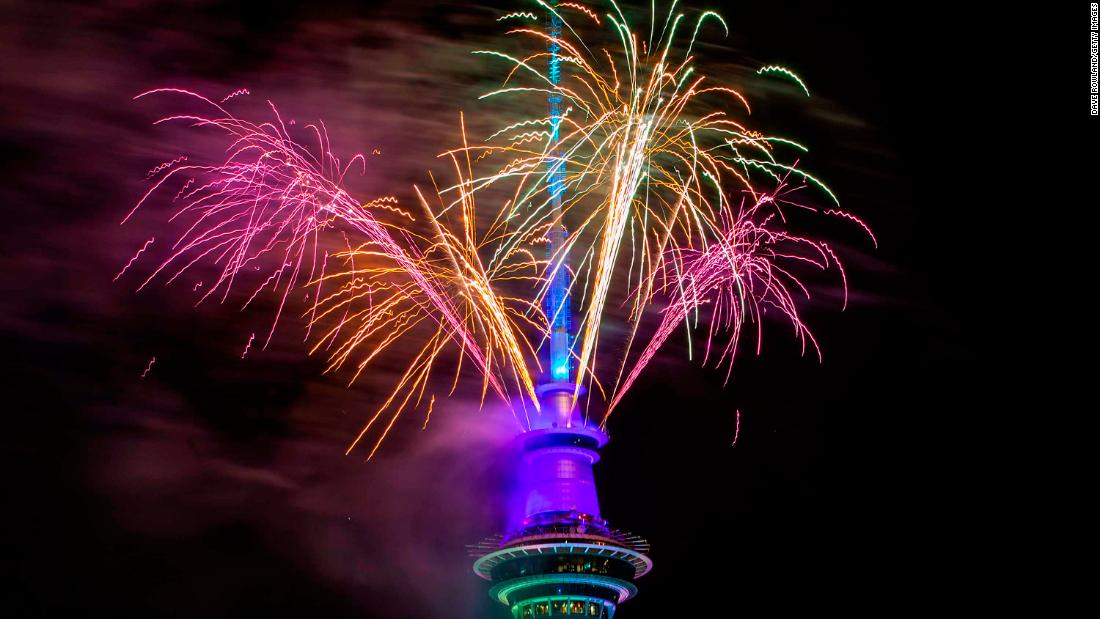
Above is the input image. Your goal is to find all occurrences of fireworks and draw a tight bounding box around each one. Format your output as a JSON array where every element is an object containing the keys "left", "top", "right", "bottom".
[
  {"left": 122, "top": 1, "right": 872, "bottom": 456},
  {"left": 463, "top": 0, "right": 870, "bottom": 422},
  {"left": 127, "top": 90, "right": 545, "bottom": 457}
]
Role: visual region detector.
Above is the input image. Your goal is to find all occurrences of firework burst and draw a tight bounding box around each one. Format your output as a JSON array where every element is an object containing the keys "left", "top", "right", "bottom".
[
  {"left": 462, "top": 0, "right": 871, "bottom": 421},
  {"left": 122, "top": 1, "right": 872, "bottom": 455},
  {"left": 126, "top": 91, "right": 541, "bottom": 457}
]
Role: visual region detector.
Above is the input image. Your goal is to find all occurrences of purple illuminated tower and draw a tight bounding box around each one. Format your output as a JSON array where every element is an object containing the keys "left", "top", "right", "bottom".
[
  {"left": 471, "top": 6, "right": 651, "bottom": 617},
  {"left": 471, "top": 382, "right": 652, "bottom": 618}
]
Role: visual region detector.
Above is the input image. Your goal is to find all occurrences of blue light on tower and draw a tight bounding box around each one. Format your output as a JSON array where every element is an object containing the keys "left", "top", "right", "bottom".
[
  {"left": 545, "top": 6, "right": 572, "bottom": 384},
  {"left": 473, "top": 5, "right": 650, "bottom": 617}
]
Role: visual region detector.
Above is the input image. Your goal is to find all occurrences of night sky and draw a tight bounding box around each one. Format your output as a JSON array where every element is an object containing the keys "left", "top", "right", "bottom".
[{"left": 1, "top": 0, "right": 1072, "bottom": 616}]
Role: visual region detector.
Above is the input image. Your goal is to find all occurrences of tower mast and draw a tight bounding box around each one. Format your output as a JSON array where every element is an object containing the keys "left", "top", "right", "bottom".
[{"left": 545, "top": 3, "right": 571, "bottom": 385}]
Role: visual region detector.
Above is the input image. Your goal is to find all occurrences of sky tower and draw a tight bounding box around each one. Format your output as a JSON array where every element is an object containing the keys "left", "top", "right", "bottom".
[{"left": 472, "top": 6, "right": 652, "bottom": 617}]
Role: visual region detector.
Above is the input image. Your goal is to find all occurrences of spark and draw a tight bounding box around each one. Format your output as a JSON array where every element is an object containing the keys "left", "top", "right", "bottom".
[
  {"left": 757, "top": 65, "right": 810, "bottom": 97},
  {"left": 146, "top": 157, "right": 186, "bottom": 179},
  {"left": 173, "top": 178, "right": 195, "bottom": 201},
  {"left": 825, "top": 209, "right": 878, "bottom": 248},
  {"left": 558, "top": 2, "right": 600, "bottom": 24},
  {"left": 220, "top": 88, "right": 250, "bottom": 103},
  {"left": 498, "top": 11, "right": 538, "bottom": 21},
  {"left": 241, "top": 333, "right": 255, "bottom": 358},
  {"left": 114, "top": 237, "right": 154, "bottom": 282},
  {"left": 422, "top": 394, "right": 436, "bottom": 430},
  {"left": 140, "top": 356, "right": 156, "bottom": 379},
  {"left": 731, "top": 408, "right": 741, "bottom": 446}
]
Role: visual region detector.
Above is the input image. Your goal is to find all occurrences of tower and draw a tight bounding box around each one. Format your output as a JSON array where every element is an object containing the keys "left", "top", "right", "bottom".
[
  {"left": 471, "top": 5, "right": 651, "bottom": 617},
  {"left": 471, "top": 383, "right": 652, "bottom": 618}
]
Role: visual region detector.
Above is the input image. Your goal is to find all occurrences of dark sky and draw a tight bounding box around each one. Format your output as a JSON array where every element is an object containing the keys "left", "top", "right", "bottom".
[{"left": 0, "top": 0, "right": 1075, "bottom": 616}]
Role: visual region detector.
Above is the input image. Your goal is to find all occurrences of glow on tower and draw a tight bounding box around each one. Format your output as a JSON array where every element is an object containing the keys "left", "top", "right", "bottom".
[{"left": 544, "top": 5, "right": 571, "bottom": 383}]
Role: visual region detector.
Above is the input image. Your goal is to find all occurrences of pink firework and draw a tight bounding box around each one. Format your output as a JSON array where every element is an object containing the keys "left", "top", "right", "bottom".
[
  {"left": 606, "top": 181, "right": 862, "bottom": 418},
  {"left": 123, "top": 89, "right": 541, "bottom": 454}
]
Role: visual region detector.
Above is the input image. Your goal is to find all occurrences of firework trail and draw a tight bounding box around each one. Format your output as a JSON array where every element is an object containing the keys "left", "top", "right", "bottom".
[
  {"left": 123, "top": 1, "right": 871, "bottom": 455},
  {"left": 241, "top": 333, "right": 255, "bottom": 359},
  {"left": 140, "top": 356, "right": 156, "bottom": 379},
  {"left": 220, "top": 88, "right": 250, "bottom": 104},
  {"left": 114, "top": 237, "right": 154, "bottom": 282},
  {"left": 732, "top": 409, "right": 741, "bottom": 447}
]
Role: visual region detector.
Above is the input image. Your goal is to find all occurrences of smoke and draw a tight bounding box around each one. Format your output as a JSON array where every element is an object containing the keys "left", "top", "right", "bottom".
[
  {"left": 85, "top": 383, "right": 515, "bottom": 617},
  {"left": 0, "top": 2, "right": 522, "bottom": 615}
]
